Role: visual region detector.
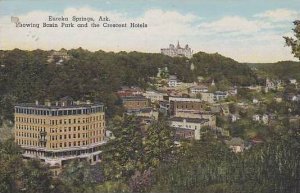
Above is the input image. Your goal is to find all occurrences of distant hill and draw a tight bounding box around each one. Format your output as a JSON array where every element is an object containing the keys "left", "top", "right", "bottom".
[
  {"left": 246, "top": 61, "right": 300, "bottom": 81},
  {"left": 191, "top": 52, "right": 257, "bottom": 86}
]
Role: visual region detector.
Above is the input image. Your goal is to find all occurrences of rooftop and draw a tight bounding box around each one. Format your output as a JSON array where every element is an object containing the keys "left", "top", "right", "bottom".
[
  {"left": 170, "top": 117, "right": 209, "bottom": 124},
  {"left": 122, "top": 96, "right": 148, "bottom": 101},
  {"left": 15, "top": 97, "right": 103, "bottom": 109}
]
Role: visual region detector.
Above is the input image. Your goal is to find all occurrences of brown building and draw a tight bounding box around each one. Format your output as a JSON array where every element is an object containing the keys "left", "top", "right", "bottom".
[
  {"left": 122, "top": 96, "right": 149, "bottom": 110},
  {"left": 117, "top": 86, "right": 143, "bottom": 97},
  {"left": 14, "top": 98, "right": 106, "bottom": 175},
  {"left": 173, "top": 127, "right": 195, "bottom": 141},
  {"left": 175, "top": 110, "right": 216, "bottom": 128},
  {"left": 170, "top": 100, "right": 207, "bottom": 115},
  {"left": 169, "top": 117, "right": 209, "bottom": 140}
]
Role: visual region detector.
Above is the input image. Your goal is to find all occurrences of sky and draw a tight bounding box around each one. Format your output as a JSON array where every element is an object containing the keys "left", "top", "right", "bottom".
[{"left": 0, "top": 0, "right": 299, "bottom": 63}]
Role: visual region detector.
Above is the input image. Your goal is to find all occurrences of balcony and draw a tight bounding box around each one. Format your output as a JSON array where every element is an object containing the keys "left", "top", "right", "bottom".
[
  {"left": 39, "top": 138, "right": 47, "bottom": 143},
  {"left": 40, "top": 131, "right": 47, "bottom": 136}
]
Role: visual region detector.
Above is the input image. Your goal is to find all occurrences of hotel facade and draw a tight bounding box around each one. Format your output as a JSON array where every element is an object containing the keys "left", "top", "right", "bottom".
[{"left": 14, "top": 98, "right": 106, "bottom": 174}]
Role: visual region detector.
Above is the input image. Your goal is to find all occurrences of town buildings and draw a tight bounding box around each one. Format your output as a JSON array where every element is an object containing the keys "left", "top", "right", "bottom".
[
  {"left": 47, "top": 49, "right": 71, "bottom": 64},
  {"left": 213, "top": 91, "right": 228, "bottom": 101},
  {"left": 117, "top": 86, "right": 144, "bottom": 98},
  {"left": 168, "top": 75, "right": 181, "bottom": 87},
  {"left": 175, "top": 110, "right": 216, "bottom": 128},
  {"left": 170, "top": 117, "right": 209, "bottom": 140},
  {"left": 168, "top": 97, "right": 202, "bottom": 115},
  {"left": 200, "top": 92, "right": 215, "bottom": 103},
  {"left": 126, "top": 107, "right": 159, "bottom": 124},
  {"left": 190, "top": 85, "right": 209, "bottom": 94},
  {"left": 170, "top": 100, "right": 207, "bottom": 116},
  {"left": 121, "top": 96, "right": 149, "bottom": 110},
  {"left": 161, "top": 41, "right": 193, "bottom": 58},
  {"left": 143, "top": 91, "right": 167, "bottom": 103},
  {"left": 14, "top": 97, "right": 106, "bottom": 175}
]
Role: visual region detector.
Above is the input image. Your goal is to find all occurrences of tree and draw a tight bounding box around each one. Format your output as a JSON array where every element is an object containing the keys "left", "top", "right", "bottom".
[
  {"left": 101, "top": 115, "right": 144, "bottom": 181},
  {"left": 284, "top": 20, "right": 300, "bottom": 60},
  {"left": 144, "top": 120, "right": 175, "bottom": 168},
  {"left": 0, "top": 139, "right": 23, "bottom": 193},
  {"left": 60, "top": 160, "right": 104, "bottom": 193},
  {"left": 20, "top": 159, "right": 53, "bottom": 193},
  {"left": 102, "top": 116, "right": 175, "bottom": 193},
  {"left": 151, "top": 134, "right": 300, "bottom": 193}
]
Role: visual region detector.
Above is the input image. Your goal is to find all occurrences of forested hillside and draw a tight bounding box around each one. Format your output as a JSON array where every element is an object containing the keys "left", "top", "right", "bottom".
[
  {"left": 192, "top": 52, "right": 257, "bottom": 86},
  {"left": 0, "top": 48, "right": 257, "bottom": 122},
  {"left": 247, "top": 61, "right": 300, "bottom": 81}
]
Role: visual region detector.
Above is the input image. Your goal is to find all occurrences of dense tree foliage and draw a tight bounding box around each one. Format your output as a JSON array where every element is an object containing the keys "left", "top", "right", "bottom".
[
  {"left": 0, "top": 47, "right": 299, "bottom": 193},
  {"left": 59, "top": 160, "right": 104, "bottom": 193},
  {"left": 191, "top": 52, "right": 257, "bottom": 86},
  {"left": 0, "top": 49, "right": 258, "bottom": 123},
  {"left": 101, "top": 116, "right": 174, "bottom": 180},
  {"left": 151, "top": 134, "right": 300, "bottom": 193},
  {"left": 0, "top": 132, "right": 299, "bottom": 193},
  {"left": 248, "top": 61, "right": 300, "bottom": 81},
  {"left": 284, "top": 20, "right": 300, "bottom": 60}
]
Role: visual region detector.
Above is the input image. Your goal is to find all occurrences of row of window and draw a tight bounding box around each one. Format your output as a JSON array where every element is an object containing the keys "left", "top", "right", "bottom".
[
  {"left": 49, "top": 137, "right": 103, "bottom": 148},
  {"left": 16, "top": 117, "right": 46, "bottom": 124},
  {"left": 49, "top": 124, "right": 104, "bottom": 133},
  {"left": 172, "top": 123, "right": 199, "bottom": 130},
  {"left": 15, "top": 125, "right": 46, "bottom": 132},
  {"left": 16, "top": 132, "right": 39, "bottom": 138},
  {"left": 15, "top": 106, "right": 104, "bottom": 116},
  {"left": 49, "top": 130, "right": 103, "bottom": 141},
  {"left": 15, "top": 115, "right": 105, "bottom": 125},
  {"left": 15, "top": 122, "right": 105, "bottom": 132},
  {"left": 50, "top": 115, "right": 104, "bottom": 125},
  {"left": 16, "top": 139, "right": 42, "bottom": 147},
  {"left": 16, "top": 129, "right": 103, "bottom": 139},
  {"left": 16, "top": 137, "right": 104, "bottom": 148}
]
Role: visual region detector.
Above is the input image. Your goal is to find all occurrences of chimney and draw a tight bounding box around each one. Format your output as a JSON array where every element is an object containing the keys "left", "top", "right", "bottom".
[
  {"left": 55, "top": 101, "right": 59, "bottom": 106},
  {"left": 183, "top": 119, "right": 187, "bottom": 128},
  {"left": 44, "top": 100, "right": 51, "bottom": 107},
  {"left": 86, "top": 100, "right": 91, "bottom": 104},
  {"left": 35, "top": 100, "right": 39, "bottom": 106}
]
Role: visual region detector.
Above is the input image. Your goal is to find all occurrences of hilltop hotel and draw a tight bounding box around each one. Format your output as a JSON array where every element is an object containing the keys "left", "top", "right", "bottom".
[
  {"left": 14, "top": 97, "right": 106, "bottom": 173},
  {"left": 161, "top": 41, "right": 193, "bottom": 58}
]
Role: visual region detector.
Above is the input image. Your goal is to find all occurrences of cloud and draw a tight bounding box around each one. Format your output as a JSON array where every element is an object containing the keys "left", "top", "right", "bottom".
[
  {"left": 199, "top": 16, "right": 261, "bottom": 34},
  {"left": 0, "top": 7, "right": 296, "bottom": 63},
  {"left": 255, "top": 8, "right": 299, "bottom": 22},
  {"left": 0, "top": 7, "right": 199, "bottom": 52}
]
